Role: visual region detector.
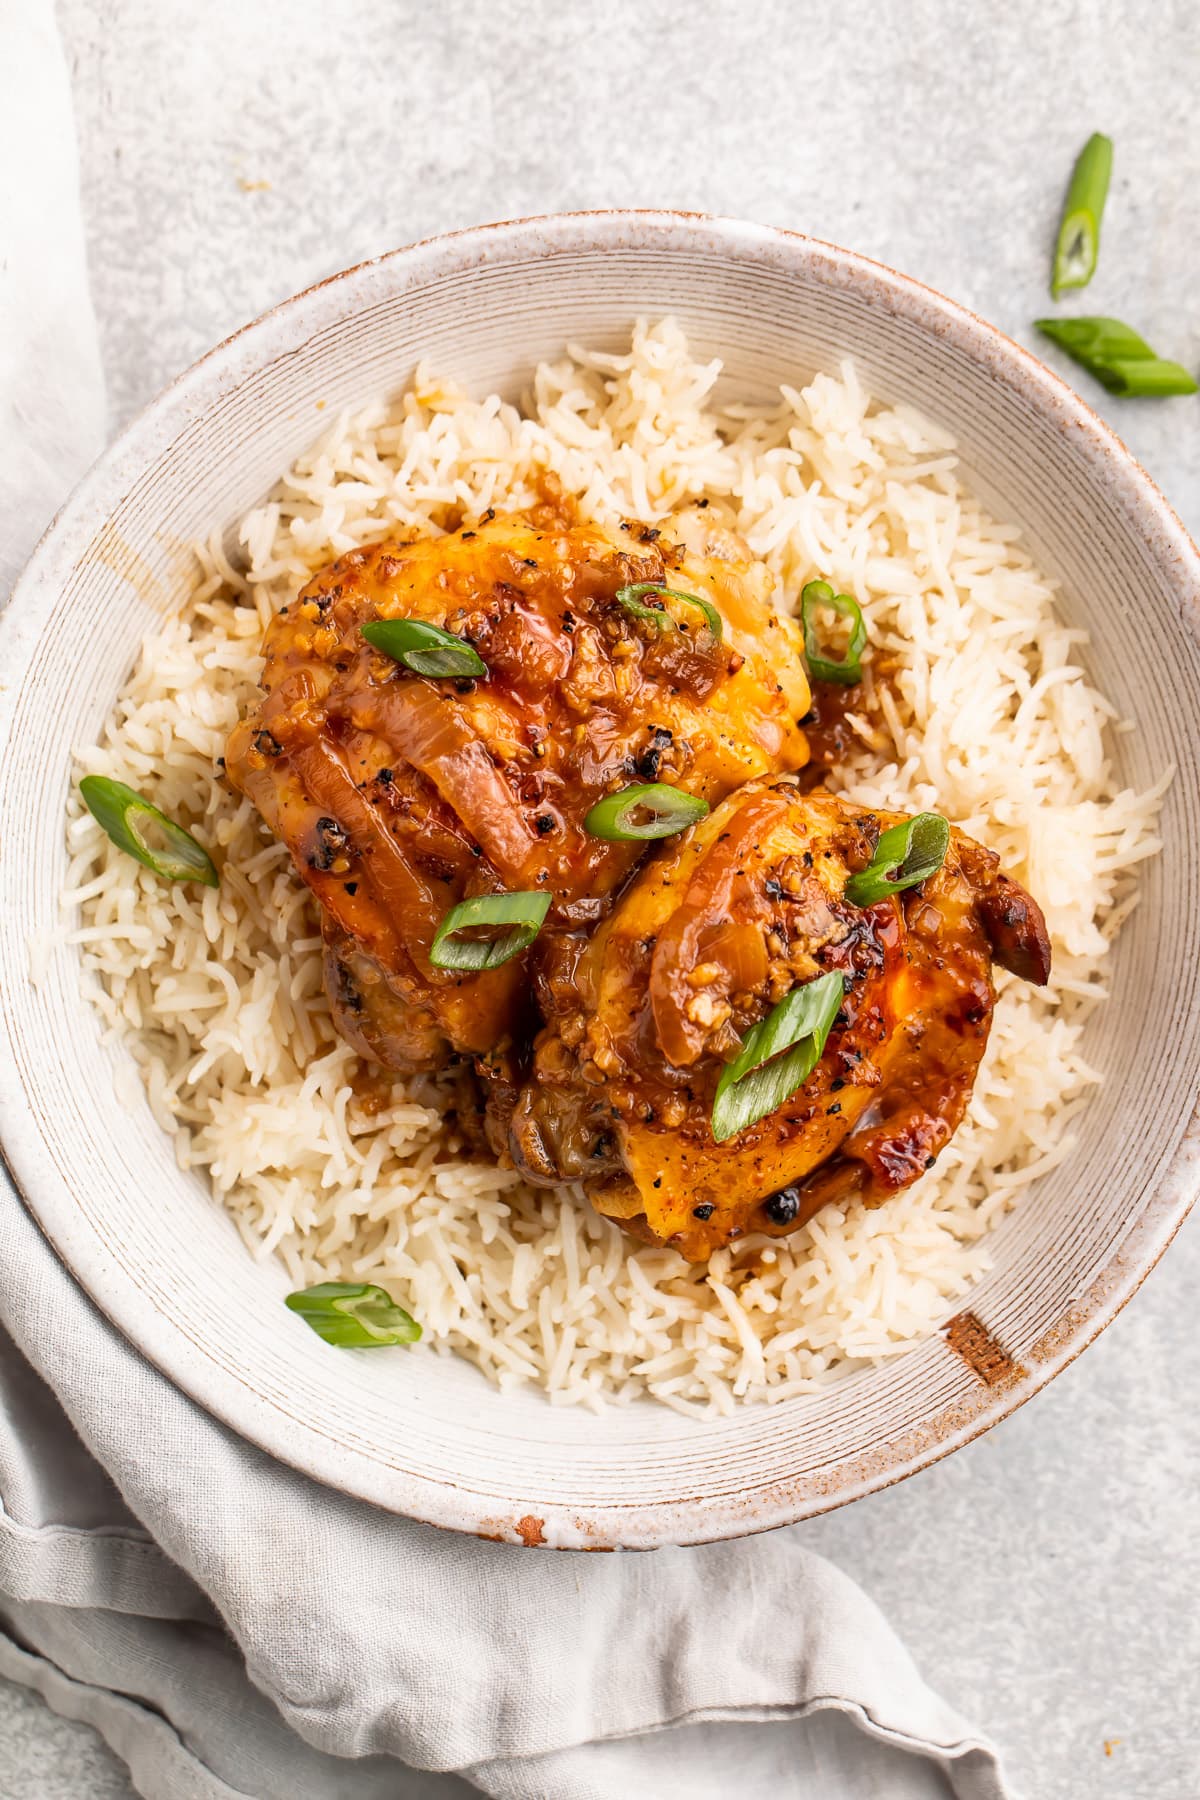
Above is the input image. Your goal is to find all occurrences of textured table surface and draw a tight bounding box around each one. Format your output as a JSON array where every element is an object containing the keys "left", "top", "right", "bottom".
[{"left": 6, "top": 2, "right": 1198, "bottom": 1796}]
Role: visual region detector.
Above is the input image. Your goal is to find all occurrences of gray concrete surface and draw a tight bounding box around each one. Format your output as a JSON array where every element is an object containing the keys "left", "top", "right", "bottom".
[
  {"left": 6, "top": 0, "right": 1199, "bottom": 1794},
  {"left": 0, "top": 1676, "right": 134, "bottom": 1799}
]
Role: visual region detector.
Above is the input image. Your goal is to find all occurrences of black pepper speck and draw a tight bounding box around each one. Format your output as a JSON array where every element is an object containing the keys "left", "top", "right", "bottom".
[{"left": 764, "top": 1187, "right": 801, "bottom": 1225}]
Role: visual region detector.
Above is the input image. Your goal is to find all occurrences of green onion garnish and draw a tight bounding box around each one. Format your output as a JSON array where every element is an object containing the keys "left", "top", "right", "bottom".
[
  {"left": 800, "top": 580, "right": 868, "bottom": 685},
  {"left": 616, "top": 582, "right": 723, "bottom": 640},
  {"left": 584, "top": 782, "right": 709, "bottom": 841},
  {"left": 1035, "top": 318, "right": 1198, "bottom": 398},
  {"left": 844, "top": 812, "right": 950, "bottom": 907},
  {"left": 711, "top": 971, "right": 844, "bottom": 1144},
  {"left": 361, "top": 617, "right": 487, "bottom": 678},
  {"left": 429, "top": 890, "right": 551, "bottom": 970},
  {"left": 79, "top": 776, "right": 219, "bottom": 887},
  {"left": 285, "top": 1282, "right": 421, "bottom": 1347},
  {"left": 1051, "top": 132, "right": 1113, "bottom": 298}
]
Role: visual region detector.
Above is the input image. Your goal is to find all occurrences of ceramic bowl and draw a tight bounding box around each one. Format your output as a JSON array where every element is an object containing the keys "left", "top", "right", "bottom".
[{"left": 2, "top": 213, "right": 1199, "bottom": 1549}]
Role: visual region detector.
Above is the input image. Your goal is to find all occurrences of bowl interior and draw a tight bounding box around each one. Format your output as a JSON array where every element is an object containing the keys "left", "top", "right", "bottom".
[{"left": 2, "top": 215, "right": 1199, "bottom": 1547}]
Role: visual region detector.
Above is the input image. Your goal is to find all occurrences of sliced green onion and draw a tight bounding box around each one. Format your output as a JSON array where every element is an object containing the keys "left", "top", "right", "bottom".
[
  {"left": 1051, "top": 132, "right": 1113, "bottom": 298},
  {"left": 844, "top": 812, "right": 950, "bottom": 907},
  {"left": 616, "top": 582, "right": 724, "bottom": 640},
  {"left": 711, "top": 971, "right": 844, "bottom": 1144},
  {"left": 361, "top": 617, "right": 487, "bottom": 678},
  {"left": 79, "top": 776, "right": 219, "bottom": 887},
  {"left": 584, "top": 782, "right": 709, "bottom": 841},
  {"left": 285, "top": 1281, "right": 421, "bottom": 1347},
  {"left": 800, "top": 580, "right": 868, "bottom": 685},
  {"left": 429, "top": 890, "right": 551, "bottom": 970},
  {"left": 1035, "top": 318, "right": 1198, "bottom": 398}
]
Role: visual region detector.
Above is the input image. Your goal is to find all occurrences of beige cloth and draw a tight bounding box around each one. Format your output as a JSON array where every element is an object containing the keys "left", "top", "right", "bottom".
[{"left": 0, "top": 1172, "right": 1007, "bottom": 1799}]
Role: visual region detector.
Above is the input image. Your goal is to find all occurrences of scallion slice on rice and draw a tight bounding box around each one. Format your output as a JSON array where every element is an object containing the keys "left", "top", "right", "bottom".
[
  {"left": 79, "top": 776, "right": 219, "bottom": 887},
  {"left": 800, "top": 580, "right": 867, "bottom": 685}
]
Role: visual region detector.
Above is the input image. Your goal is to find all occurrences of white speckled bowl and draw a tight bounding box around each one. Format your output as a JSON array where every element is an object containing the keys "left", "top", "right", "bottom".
[{"left": 2, "top": 213, "right": 1199, "bottom": 1549}]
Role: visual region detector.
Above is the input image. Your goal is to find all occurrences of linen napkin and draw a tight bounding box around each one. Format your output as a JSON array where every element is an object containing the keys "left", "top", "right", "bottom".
[{"left": 0, "top": 5, "right": 1011, "bottom": 1795}]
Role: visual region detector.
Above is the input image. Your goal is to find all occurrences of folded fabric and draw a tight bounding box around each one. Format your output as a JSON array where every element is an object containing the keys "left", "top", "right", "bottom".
[
  {"left": 0, "top": 1171, "right": 1005, "bottom": 1799},
  {"left": 0, "top": 5, "right": 1011, "bottom": 1796}
]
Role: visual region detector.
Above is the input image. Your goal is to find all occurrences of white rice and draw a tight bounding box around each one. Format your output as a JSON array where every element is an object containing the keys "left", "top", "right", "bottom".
[{"left": 64, "top": 320, "right": 1167, "bottom": 1414}]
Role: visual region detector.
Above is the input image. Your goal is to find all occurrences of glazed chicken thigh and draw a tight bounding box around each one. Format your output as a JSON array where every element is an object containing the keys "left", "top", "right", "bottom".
[
  {"left": 501, "top": 779, "right": 1051, "bottom": 1260},
  {"left": 225, "top": 506, "right": 812, "bottom": 1074}
]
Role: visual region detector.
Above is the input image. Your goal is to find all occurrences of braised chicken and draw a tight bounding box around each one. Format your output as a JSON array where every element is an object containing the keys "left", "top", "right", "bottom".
[
  {"left": 225, "top": 506, "right": 811, "bottom": 1073},
  {"left": 500, "top": 779, "right": 1051, "bottom": 1260}
]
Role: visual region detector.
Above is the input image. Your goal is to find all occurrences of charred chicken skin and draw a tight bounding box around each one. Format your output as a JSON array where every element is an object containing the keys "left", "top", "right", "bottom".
[
  {"left": 225, "top": 506, "right": 811, "bottom": 1074},
  {"left": 501, "top": 779, "right": 1051, "bottom": 1260}
]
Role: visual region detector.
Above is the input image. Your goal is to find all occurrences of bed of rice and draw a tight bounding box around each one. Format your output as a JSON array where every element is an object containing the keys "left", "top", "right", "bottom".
[{"left": 62, "top": 320, "right": 1167, "bottom": 1415}]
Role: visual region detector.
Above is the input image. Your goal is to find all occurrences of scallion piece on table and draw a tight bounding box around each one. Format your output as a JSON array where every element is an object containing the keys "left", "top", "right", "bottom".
[
  {"left": 361, "top": 617, "right": 487, "bottom": 678},
  {"left": 711, "top": 971, "right": 844, "bottom": 1143},
  {"left": 1035, "top": 318, "right": 1198, "bottom": 397},
  {"left": 429, "top": 890, "right": 552, "bottom": 970},
  {"left": 79, "top": 776, "right": 219, "bottom": 886},
  {"left": 584, "top": 782, "right": 709, "bottom": 841},
  {"left": 1051, "top": 132, "right": 1113, "bottom": 298},
  {"left": 285, "top": 1282, "right": 421, "bottom": 1348},
  {"left": 844, "top": 813, "right": 950, "bottom": 907},
  {"left": 615, "top": 582, "right": 724, "bottom": 640},
  {"left": 800, "top": 580, "right": 868, "bottom": 685}
]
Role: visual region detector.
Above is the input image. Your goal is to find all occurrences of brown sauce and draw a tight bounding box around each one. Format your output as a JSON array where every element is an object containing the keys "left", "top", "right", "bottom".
[{"left": 801, "top": 659, "right": 898, "bottom": 775}]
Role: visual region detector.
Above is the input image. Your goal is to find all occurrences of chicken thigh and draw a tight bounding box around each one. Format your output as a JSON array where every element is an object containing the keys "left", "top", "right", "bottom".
[
  {"left": 501, "top": 779, "right": 1051, "bottom": 1260},
  {"left": 225, "top": 505, "right": 811, "bottom": 1073}
]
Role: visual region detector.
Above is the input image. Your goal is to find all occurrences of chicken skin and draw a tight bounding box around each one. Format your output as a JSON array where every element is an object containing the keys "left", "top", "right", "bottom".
[
  {"left": 500, "top": 779, "right": 1051, "bottom": 1260},
  {"left": 225, "top": 506, "right": 811, "bottom": 1074}
]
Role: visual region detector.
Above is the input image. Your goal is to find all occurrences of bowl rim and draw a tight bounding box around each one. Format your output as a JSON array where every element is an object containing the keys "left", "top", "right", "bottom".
[{"left": 2, "top": 208, "right": 1199, "bottom": 1548}]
